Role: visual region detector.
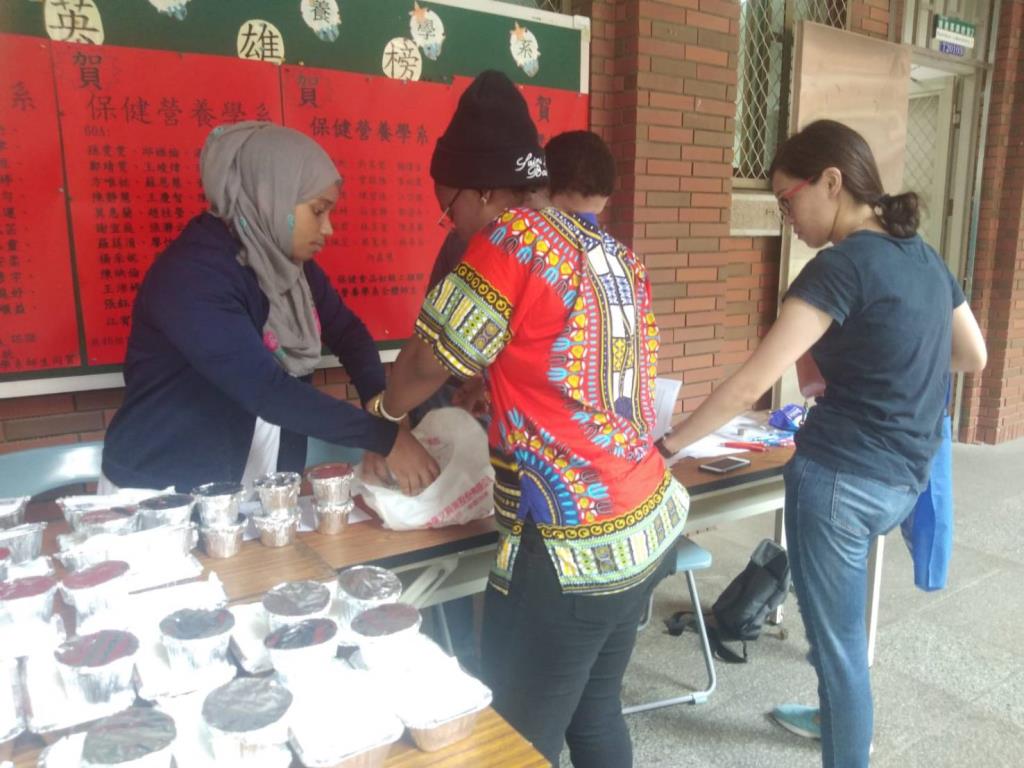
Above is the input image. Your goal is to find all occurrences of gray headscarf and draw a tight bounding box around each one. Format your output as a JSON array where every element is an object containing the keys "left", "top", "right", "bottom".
[{"left": 199, "top": 122, "right": 340, "bottom": 377}]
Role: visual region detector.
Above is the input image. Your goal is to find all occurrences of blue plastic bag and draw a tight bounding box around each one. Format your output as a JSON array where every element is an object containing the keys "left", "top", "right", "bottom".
[{"left": 901, "top": 413, "right": 954, "bottom": 591}]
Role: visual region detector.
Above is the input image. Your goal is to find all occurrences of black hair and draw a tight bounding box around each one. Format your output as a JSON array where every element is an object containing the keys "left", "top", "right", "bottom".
[
  {"left": 544, "top": 130, "right": 616, "bottom": 197},
  {"left": 770, "top": 119, "right": 919, "bottom": 238}
]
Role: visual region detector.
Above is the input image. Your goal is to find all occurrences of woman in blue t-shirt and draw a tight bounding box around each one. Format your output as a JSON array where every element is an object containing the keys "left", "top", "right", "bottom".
[{"left": 656, "top": 120, "right": 987, "bottom": 768}]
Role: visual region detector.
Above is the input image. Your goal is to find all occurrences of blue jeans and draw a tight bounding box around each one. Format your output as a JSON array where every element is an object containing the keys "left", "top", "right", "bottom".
[{"left": 784, "top": 454, "right": 918, "bottom": 768}]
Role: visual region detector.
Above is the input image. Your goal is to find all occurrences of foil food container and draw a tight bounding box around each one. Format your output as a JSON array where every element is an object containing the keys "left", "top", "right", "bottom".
[
  {"left": 137, "top": 494, "right": 195, "bottom": 530},
  {"left": 306, "top": 463, "right": 356, "bottom": 508},
  {"left": 0, "top": 574, "right": 57, "bottom": 624},
  {"left": 384, "top": 665, "right": 493, "bottom": 753},
  {"left": 54, "top": 630, "right": 139, "bottom": 705},
  {"left": 315, "top": 499, "right": 354, "bottom": 535},
  {"left": 262, "top": 580, "right": 331, "bottom": 632},
  {"left": 351, "top": 603, "right": 423, "bottom": 670},
  {"left": 263, "top": 617, "right": 338, "bottom": 689},
  {"left": 55, "top": 522, "right": 195, "bottom": 573},
  {"left": 253, "top": 472, "right": 302, "bottom": 514},
  {"left": 0, "top": 522, "right": 46, "bottom": 564},
  {"left": 202, "top": 677, "right": 292, "bottom": 761},
  {"left": 336, "top": 566, "right": 402, "bottom": 630},
  {"left": 252, "top": 509, "right": 299, "bottom": 548},
  {"left": 80, "top": 707, "right": 176, "bottom": 768},
  {"left": 0, "top": 497, "right": 29, "bottom": 530},
  {"left": 159, "top": 608, "right": 235, "bottom": 675},
  {"left": 0, "top": 548, "right": 8, "bottom": 582},
  {"left": 0, "top": 657, "right": 24, "bottom": 746},
  {"left": 288, "top": 701, "right": 403, "bottom": 768},
  {"left": 61, "top": 561, "right": 130, "bottom": 622},
  {"left": 199, "top": 516, "right": 244, "bottom": 559},
  {"left": 75, "top": 507, "right": 140, "bottom": 537},
  {"left": 191, "top": 482, "right": 244, "bottom": 528}
]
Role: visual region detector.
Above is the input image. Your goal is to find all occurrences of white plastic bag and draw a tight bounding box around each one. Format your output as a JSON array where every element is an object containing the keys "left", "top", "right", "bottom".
[{"left": 357, "top": 408, "right": 494, "bottom": 531}]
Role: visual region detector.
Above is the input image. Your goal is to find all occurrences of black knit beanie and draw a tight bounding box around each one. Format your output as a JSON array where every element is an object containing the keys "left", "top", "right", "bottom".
[{"left": 430, "top": 70, "right": 548, "bottom": 189}]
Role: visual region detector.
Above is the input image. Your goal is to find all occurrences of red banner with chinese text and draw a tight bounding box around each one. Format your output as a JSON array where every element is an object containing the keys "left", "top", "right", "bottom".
[
  {"left": 0, "top": 34, "right": 79, "bottom": 374},
  {"left": 53, "top": 42, "right": 282, "bottom": 365}
]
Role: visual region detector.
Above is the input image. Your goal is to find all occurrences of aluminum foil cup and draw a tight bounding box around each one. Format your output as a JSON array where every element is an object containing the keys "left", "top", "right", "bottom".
[
  {"left": 200, "top": 516, "right": 244, "bottom": 559},
  {"left": 0, "top": 574, "right": 57, "bottom": 624},
  {"left": 0, "top": 522, "right": 46, "bottom": 564},
  {"left": 55, "top": 629, "right": 139, "bottom": 704},
  {"left": 61, "top": 560, "right": 130, "bottom": 622},
  {"left": 81, "top": 707, "right": 177, "bottom": 768},
  {"left": 192, "top": 482, "right": 244, "bottom": 528},
  {"left": 253, "top": 472, "right": 302, "bottom": 514},
  {"left": 0, "top": 497, "right": 29, "bottom": 530},
  {"left": 0, "top": 547, "right": 8, "bottom": 582},
  {"left": 262, "top": 580, "right": 332, "bottom": 632},
  {"left": 336, "top": 566, "right": 402, "bottom": 630},
  {"left": 253, "top": 509, "right": 298, "bottom": 548},
  {"left": 159, "top": 607, "right": 235, "bottom": 675},
  {"left": 288, "top": 701, "right": 403, "bottom": 768},
  {"left": 315, "top": 499, "right": 353, "bottom": 535},
  {"left": 263, "top": 618, "right": 338, "bottom": 688},
  {"left": 137, "top": 494, "right": 195, "bottom": 530},
  {"left": 202, "top": 677, "right": 292, "bottom": 761},
  {"left": 351, "top": 603, "right": 422, "bottom": 670},
  {"left": 75, "top": 507, "right": 140, "bottom": 537},
  {"left": 306, "top": 463, "right": 356, "bottom": 508}
]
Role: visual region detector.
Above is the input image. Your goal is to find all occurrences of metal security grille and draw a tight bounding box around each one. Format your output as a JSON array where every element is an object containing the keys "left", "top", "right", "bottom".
[
  {"left": 734, "top": 0, "right": 848, "bottom": 181},
  {"left": 536, "top": 0, "right": 576, "bottom": 12},
  {"left": 905, "top": 94, "right": 940, "bottom": 238}
]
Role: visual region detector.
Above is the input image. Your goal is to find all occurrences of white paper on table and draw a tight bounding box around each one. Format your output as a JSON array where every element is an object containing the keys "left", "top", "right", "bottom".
[
  {"left": 663, "top": 414, "right": 771, "bottom": 464},
  {"left": 653, "top": 377, "right": 682, "bottom": 439}
]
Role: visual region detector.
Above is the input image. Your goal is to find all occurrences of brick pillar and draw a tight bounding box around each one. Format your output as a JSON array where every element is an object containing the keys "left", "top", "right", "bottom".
[
  {"left": 848, "top": 0, "right": 891, "bottom": 39},
  {"left": 960, "top": 0, "right": 1024, "bottom": 444}
]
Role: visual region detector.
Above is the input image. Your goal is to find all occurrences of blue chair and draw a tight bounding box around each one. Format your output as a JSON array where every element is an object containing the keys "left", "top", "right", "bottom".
[
  {"left": 623, "top": 536, "right": 717, "bottom": 714},
  {"left": 0, "top": 441, "right": 104, "bottom": 498},
  {"left": 304, "top": 438, "right": 363, "bottom": 468}
]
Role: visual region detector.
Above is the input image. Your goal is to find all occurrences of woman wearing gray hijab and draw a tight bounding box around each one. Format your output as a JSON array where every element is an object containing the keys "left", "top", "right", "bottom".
[{"left": 102, "top": 122, "right": 438, "bottom": 494}]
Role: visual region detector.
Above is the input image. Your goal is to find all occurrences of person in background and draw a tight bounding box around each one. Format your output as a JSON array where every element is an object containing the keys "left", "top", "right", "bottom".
[
  {"left": 102, "top": 122, "right": 437, "bottom": 494},
  {"left": 368, "top": 84, "right": 690, "bottom": 766},
  {"left": 656, "top": 119, "right": 987, "bottom": 768}
]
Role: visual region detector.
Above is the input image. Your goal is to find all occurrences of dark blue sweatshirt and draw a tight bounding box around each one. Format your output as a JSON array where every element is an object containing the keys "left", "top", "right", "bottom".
[{"left": 102, "top": 213, "right": 397, "bottom": 492}]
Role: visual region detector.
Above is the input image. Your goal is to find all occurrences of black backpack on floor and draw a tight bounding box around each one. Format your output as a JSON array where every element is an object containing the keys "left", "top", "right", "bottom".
[{"left": 665, "top": 538, "right": 791, "bottom": 663}]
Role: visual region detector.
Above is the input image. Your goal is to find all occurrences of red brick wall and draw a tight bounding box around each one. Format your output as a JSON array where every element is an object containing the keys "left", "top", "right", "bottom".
[
  {"left": 959, "top": 0, "right": 1024, "bottom": 444},
  {"left": 848, "top": 0, "right": 891, "bottom": 39}
]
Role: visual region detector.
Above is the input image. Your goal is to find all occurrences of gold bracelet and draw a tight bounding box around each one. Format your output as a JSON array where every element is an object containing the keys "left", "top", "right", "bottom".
[{"left": 372, "top": 393, "right": 405, "bottom": 424}]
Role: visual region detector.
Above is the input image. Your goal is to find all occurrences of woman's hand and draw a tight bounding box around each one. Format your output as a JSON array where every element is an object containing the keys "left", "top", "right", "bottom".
[
  {"left": 384, "top": 428, "right": 440, "bottom": 496},
  {"left": 451, "top": 376, "right": 489, "bottom": 418}
]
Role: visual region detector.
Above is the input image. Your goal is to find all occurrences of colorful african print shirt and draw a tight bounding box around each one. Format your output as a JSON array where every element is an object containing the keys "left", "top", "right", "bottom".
[{"left": 416, "top": 207, "right": 690, "bottom": 595}]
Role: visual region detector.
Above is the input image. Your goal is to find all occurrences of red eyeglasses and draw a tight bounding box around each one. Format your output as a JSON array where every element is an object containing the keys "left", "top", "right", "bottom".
[{"left": 776, "top": 177, "right": 815, "bottom": 218}]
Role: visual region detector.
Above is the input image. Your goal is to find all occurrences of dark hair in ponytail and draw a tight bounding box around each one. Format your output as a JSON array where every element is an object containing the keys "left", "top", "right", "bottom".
[{"left": 769, "top": 120, "right": 920, "bottom": 238}]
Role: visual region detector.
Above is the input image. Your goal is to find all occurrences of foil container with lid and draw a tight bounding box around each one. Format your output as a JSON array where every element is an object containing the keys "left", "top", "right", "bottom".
[
  {"left": 61, "top": 561, "right": 131, "bottom": 622},
  {"left": 54, "top": 630, "right": 139, "bottom": 704},
  {"left": 288, "top": 696, "right": 403, "bottom": 768},
  {"left": 253, "top": 471, "right": 302, "bottom": 514},
  {"left": 55, "top": 522, "right": 195, "bottom": 573},
  {"left": 137, "top": 494, "right": 194, "bottom": 530},
  {"left": 191, "top": 482, "right": 244, "bottom": 528},
  {"left": 262, "top": 580, "right": 331, "bottom": 631},
  {"left": 80, "top": 707, "right": 176, "bottom": 767},
  {"left": 0, "top": 522, "right": 46, "bottom": 564},
  {"left": 351, "top": 603, "right": 423, "bottom": 670},
  {"left": 202, "top": 677, "right": 292, "bottom": 761},
  {"left": 0, "top": 574, "right": 57, "bottom": 624},
  {"left": 336, "top": 565, "right": 402, "bottom": 629},
  {"left": 314, "top": 499, "right": 354, "bottom": 535},
  {"left": 252, "top": 509, "right": 299, "bottom": 548},
  {"left": 0, "top": 497, "right": 29, "bottom": 530},
  {"left": 158, "top": 607, "right": 235, "bottom": 675},
  {"left": 263, "top": 617, "right": 338, "bottom": 689},
  {"left": 306, "top": 463, "right": 356, "bottom": 508},
  {"left": 75, "top": 507, "right": 140, "bottom": 537},
  {"left": 199, "top": 515, "right": 244, "bottom": 559}
]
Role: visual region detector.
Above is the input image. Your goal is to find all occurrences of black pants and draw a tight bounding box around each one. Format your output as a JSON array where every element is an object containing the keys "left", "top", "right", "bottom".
[{"left": 481, "top": 524, "right": 671, "bottom": 767}]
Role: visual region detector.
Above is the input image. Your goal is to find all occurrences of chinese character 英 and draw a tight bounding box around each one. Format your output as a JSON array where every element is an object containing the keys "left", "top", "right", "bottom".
[{"left": 47, "top": 0, "right": 102, "bottom": 44}]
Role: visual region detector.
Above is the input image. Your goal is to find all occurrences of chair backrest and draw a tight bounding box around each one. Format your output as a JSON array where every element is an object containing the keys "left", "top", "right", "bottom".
[
  {"left": 304, "top": 438, "right": 363, "bottom": 469},
  {"left": 0, "top": 441, "right": 103, "bottom": 498}
]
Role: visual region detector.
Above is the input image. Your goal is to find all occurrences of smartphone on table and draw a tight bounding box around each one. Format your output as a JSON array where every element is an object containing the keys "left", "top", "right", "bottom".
[{"left": 698, "top": 456, "right": 752, "bottom": 474}]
